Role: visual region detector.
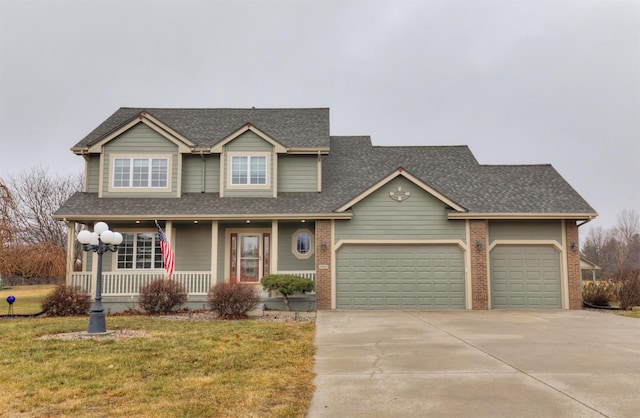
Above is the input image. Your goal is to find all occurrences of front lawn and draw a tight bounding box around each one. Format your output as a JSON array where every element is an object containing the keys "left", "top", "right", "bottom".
[
  {"left": 0, "top": 284, "right": 56, "bottom": 314},
  {"left": 0, "top": 316, "right": 315, "bottom": 417}
]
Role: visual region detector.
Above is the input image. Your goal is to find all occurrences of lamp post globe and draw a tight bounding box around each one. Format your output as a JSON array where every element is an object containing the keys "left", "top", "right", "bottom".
[{"left": 77, "top": 222, "right": 121, "bottom": 334}]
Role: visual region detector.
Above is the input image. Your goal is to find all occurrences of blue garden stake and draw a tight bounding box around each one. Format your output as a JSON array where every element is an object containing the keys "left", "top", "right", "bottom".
[{"left": 6, "top": 295, "right": 15, "bottom": 316}]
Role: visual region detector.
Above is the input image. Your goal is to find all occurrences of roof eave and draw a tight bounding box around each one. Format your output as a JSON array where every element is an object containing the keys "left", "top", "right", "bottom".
[
  {"left": 447, "top": 212, "right": 599, "bottom": 220},
  {"left": 53, "top": 212, "right": 353, "bottom": 222}
]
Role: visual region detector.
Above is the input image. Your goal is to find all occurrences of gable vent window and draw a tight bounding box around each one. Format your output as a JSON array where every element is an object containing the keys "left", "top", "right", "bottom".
[
  {"left": 231, "top": 156, "right": 267, "bottom": 185},
  {"left": 113, "top": 158, "right": 168, "bottom": 188}
]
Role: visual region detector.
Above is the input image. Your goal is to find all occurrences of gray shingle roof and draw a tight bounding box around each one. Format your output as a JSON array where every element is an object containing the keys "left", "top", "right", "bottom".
[
  {"left": 56, "top": 109, "right": 596, "bottom": 219},
  {"left": 74, "top": 107, "right": 330, "bottom": 149}
]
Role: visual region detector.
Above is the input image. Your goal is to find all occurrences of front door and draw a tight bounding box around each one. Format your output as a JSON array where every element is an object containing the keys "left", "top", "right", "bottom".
[
  {"left": 240, "top": 235, "right": 260, "bottom": 282},
  {"left": 230, "top": 231, "right": 271, "bottom": 283}
]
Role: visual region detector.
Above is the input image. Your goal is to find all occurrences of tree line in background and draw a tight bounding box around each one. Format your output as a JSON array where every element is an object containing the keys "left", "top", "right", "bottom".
[
  {"left": 0, "top": 167, "right": 82, "bottom": 284},
  {"left": 581, "top": 209, "right": 640, "bottom": 280}
]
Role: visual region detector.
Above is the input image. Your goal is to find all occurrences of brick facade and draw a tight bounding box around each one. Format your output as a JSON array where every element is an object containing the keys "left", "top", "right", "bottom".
[
  {"left": 566, "top": 220, "right": 582, "bottom": 310},
  {"left": 470, "top": 219, "right": 489, "bottom": 309},
  {"left": 315, "top": 220, "right": 332, "bottom": 310}
]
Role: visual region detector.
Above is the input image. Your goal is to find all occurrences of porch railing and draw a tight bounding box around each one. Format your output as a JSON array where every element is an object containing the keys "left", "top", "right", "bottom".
[
  {"left": 70, "top": 270, "right": 315, "bottom": 296},
  {"left": 71, "top": 271, "right": 212, "bottom": 296}
]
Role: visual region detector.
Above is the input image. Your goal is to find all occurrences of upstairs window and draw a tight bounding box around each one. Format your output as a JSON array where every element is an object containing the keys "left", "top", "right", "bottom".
[
  {"left": 112, "top": 157, "right": 169, "bottom": 189},
  {"left": 231, "top": 155, "right": 267, "bottom": 186}
]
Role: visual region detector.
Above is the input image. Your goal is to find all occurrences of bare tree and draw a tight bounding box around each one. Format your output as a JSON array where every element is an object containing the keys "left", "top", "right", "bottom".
[
  {"left": 0, "top": 167, "right": 82, "bottom": 281},
  {"left": 582, "top": 209, "right": 640, "bottom": 279}
]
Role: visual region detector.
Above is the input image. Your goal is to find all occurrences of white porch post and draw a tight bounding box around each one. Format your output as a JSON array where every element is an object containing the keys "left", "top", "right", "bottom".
[
  {"left": 271, "top": 219, "right": 278, "bottom": 273},
  {"left": 65, "top": 221, "right": 75, "bottom": 286},
  {"left": 211, "top": 220, "right": 218, "bottom": 288}
]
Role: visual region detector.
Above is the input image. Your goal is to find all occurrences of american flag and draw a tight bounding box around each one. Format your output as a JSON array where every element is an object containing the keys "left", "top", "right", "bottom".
[{"left": 156, "top": 221, "right": 175, "bottom": 275}]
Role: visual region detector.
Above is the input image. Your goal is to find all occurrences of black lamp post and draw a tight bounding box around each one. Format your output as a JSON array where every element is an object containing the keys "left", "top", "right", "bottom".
[{"left": 77, "top": 222, "right": 122, "bottom": 334}]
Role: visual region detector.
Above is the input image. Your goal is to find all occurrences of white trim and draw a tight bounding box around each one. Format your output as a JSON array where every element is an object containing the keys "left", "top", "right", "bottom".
[
  {"left": 211, "top": 124, "right": 287, "bottom": 153},
  {"left": 487, "top": 239, "right": 566, "bottom": 309},
  {"left": 334, "top": 239, "right": 467, "bottom": 251},
  {"left": 561, "top": 220, "right": 569, "bottom": 309},
  {"left": 87, "top": 116, "right": 194, "bottom": 153},
  {"left": 291, "top": 228, "right": 315, "bottom": 259},
  {"left": 54, "top": 212, "right": 354, "bottom": 222},
  {"left": 449, "top": 212, "right": 598, "bottom": 220},
  {"left": 488, "top": 239, "right": 563, "bottom": 253},
  {"left": 317, "top": 151, "right": 322, "bottom": 192},
  {"left": 271, "top": 220, "right": 279, "bottom": 273},
  {"left": 272, "top": 149, "right": 278, "bottom": 197},
  {"left": 223, "top": 227, "right": 271, "bottom": 283},
  {"left": 336, "top": 168, "right": 465, "bottom": 212},
  {"left": 107, "top": 154, "right": 172, "bottom": 193},
  {"left": 465, "top": 220, "right": 472, "bottom": 309},
  {"left": 331, "top": 220, "right": 336, "bottom": 310},
  {"left": 226, "top": 152, "right": 271, "bottom": 190},
  {"left": 98, "top": 152, "right": 105, "bottom": 198},
  {"left": 211, "top": 221, "right": 218, "bottom": 289},
  {"left": 332, "top": 238, "right": 468, "bottom": 310}
]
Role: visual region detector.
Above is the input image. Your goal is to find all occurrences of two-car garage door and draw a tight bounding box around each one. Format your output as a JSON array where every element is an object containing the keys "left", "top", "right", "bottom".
[{"left": 336, "top": 244, "right": 465, "bottom": 309}]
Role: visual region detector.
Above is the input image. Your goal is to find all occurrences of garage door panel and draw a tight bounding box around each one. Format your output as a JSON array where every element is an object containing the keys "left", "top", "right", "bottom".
[
  {"left": 490, "top": 245, "right": 561, "bottom": 309},
  {"left": 337, "top": 244, "right": 465, "bottom": 309}
]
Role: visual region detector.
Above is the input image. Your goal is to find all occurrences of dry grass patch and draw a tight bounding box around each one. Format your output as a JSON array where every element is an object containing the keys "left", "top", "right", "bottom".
[
  {"left": 0, "top": 284, "right": 56, "bottom": 314},
  {"left": 0, "top": 316, "right": 315, "bottom": 417}
]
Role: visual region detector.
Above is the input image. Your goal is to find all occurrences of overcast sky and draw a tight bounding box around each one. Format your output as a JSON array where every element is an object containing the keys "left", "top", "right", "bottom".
[{"left": 1, "top": 0, "right": 638, "bottom": 233}]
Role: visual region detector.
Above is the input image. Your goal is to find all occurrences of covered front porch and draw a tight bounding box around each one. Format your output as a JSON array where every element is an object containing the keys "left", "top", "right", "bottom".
[{"left": 64, "top": 218, "right": 321, "bottom": 312}]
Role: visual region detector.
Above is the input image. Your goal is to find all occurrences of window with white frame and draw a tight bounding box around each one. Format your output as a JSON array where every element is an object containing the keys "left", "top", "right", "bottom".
[
  {"left": 230, "top": 155, "right": 267, "bottom": 186},
  {"left": 292, "top": 229, "right": 314, "bottom": 259},
  {"left": 117, "top": 232, "right": 165, "bottom": 269},
  {"left": 112, "top": 157, "right": 168, "bottom": 189}
]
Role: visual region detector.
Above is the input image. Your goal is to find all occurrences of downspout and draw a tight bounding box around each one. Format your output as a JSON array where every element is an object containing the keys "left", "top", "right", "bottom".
[{"left": 200, "top": 151, "right": 205, "bottom": 193}]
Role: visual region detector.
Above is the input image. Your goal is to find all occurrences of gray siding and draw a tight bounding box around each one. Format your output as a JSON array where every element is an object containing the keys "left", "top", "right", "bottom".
[
  {"left": 335, "top": 177, "right": 466, "bottom": 241},
  {"left": 86, "top": 155, "right": 100, "bottom": 192},
  {"left": 278, "top": 155, "right": 318, "bottom": 192},
  {"left": 223, "top": 132, "right": 274, "bottom": 198},
  {"left": 175, "top": 224, "right": 212, "bottom": 271},
  {"left": 102, "top": 124, "right": 179, "bottom": 197},
  {"left": 277, "top": 223, "right": 316, "bottom": 271},
  {"left": 182, "top": 154, "right": 220, "bottom": 193},
  {"left": 489, "top": 220, "right": 562, "bottom": 242}
]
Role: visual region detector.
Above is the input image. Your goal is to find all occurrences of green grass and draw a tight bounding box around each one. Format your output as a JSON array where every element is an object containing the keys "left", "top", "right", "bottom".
[
  {"left": 0, "top": 284, "right": 56, "bottom": 314},
  {"left": 619, "top": 311, "right": 640, "bottom": 318},
  {"left": 0, "top": 316, "right": 315, "bottom": 417}
]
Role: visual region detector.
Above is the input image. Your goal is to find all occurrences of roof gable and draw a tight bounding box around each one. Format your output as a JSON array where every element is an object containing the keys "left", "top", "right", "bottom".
[
  {"left": 336, "top": 167, "right": 466, "bottom": 212},
  {"left": 74, "top": 107, "right": 331, "bottom": 151},
  {"left": 211, "top": 123, "right": 287, "bottom": 153},
  {"left": 80, "top": 111, "right": 195, "bottom": 153}
]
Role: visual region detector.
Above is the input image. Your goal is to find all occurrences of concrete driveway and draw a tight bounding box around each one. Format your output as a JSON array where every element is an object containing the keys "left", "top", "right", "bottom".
[{"left": 307, "top": 310, "right": 640, "bottom": 418}]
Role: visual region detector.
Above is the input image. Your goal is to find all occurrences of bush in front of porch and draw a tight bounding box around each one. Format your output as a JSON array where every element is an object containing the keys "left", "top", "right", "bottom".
[
  {"left": 139, "top": 279, "right": 187, "bottom": 314},
  {"left": 261, "top": 274, "right": 314, "bottom": 311}
]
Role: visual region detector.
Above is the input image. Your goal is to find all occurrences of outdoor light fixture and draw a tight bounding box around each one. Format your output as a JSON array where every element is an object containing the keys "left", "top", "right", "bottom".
[
  {"left": 321, "top": 240, "right": 327, "bottom": 250},
  {"left": 77, "top": 222, "right": 123, "bottom": 334},
  {"left": 570, "top": 242, "right": 577, "bottom": 252},
  {"left": 475, "top": 240, "right": 483, "bottom": 250}
]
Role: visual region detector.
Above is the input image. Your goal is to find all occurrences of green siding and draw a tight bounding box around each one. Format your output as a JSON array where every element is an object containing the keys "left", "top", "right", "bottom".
[
  {"left": 175, "top": 224, "right": 212, "bottom": 271},
  {"left": 223, "top": 132, "right": 274, "bottom": 198},
  {"left": 489, "top": 220, "right": 562, "bottom": 242},
  {"left": 277, "top": 223, "right": 315, "bottom": 271},
  {"left": 278, "top": 155, "right": 318, "bottom": 192},
  {"left": 86, "top": 156, "right": 100, "bottom": 192},
  {"left": 336, "top": 244, "right": 465, "bottom": 309},
  {"left": 335, "top": 177, "right": 466, "bottom": 241},
  {"left": 182, "top": 154, "right": 220, "bottom": 193},
  {"left": 102, "top": 124, "right": 179, "bottom": 197},
  {"left": 490, "top": 245, "right": 562, "bottom": 309}
]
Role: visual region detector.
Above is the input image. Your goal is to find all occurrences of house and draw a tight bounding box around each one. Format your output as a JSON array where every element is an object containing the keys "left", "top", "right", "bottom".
[{"left": 54, "top": 107, "right": 597, "bottom": 311}]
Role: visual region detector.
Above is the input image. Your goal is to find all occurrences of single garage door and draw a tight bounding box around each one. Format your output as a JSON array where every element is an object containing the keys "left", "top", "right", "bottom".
[
  {"left": 336, "top": 244, "right": 465, "bottom": 309},
  {"left": 490, "top": 245, "right": 562, "bottom": 309}
]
